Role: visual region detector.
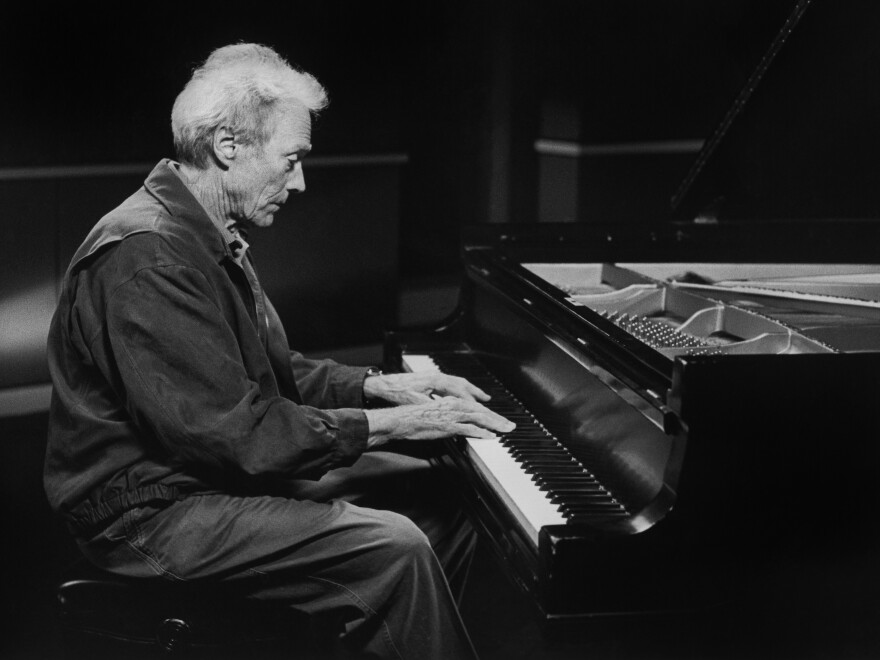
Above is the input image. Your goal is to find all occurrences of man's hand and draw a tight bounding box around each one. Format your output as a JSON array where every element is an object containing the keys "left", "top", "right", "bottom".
[
  {"left": 363, "top": 371, "right": 490, "bottom": 405},
  {"left": 364, "top": 397, "right": 516, "bottom": 448}
]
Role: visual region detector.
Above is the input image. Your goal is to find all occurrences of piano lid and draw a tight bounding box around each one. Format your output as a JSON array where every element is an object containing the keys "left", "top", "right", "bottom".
[{"left": 670, "top": 0, "right": 880, "bottom": 224}]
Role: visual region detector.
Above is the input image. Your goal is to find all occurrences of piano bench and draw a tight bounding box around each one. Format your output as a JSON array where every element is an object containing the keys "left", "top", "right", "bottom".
[{"left": 55, "top": 560, "right": 331, "bottom": 660}]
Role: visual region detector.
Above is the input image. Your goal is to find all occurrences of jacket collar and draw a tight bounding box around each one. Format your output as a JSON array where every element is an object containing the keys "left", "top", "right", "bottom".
[
  {"left": 145, "top": 159, "right": 241, "bottom": 264},
  {"left": 67, "top": 160, "right": 245, "bottom": 276}
]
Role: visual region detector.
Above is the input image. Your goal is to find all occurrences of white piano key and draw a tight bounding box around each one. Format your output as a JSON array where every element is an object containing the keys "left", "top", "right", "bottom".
[
  {"left": 401, "top": 354, "right": 441, "bottom": 373},
  {"left": 402, "top": 352, "right": 568, "bottom": 547},
  {"left": 466, "top": 436, "right": 567, "bottom": 547}
]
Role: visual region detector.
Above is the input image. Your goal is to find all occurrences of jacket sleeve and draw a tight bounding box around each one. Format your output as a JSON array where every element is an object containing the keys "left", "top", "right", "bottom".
[
  {"left": 104, "top": 263, "right": 368, "bottom": 481},
  {"left": 291, "top": 353, "right": 371, "bottom": 409}
]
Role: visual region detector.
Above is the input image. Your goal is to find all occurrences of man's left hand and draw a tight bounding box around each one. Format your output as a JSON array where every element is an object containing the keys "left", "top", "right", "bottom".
[{"left": 363, "top": 371, "right": 490, "bottom": 406}]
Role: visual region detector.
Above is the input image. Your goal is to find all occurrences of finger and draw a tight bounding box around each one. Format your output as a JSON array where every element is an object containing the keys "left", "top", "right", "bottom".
[
  {"left": 432, "top": 376, "right": 490, "bottom": 402},
  {"left": 454, "top": 423, "right": 500, "bottom": 439},
  {"left": 462, "top": 382, "right": 490, "bottom": 402},
  {"left": 488, "top": 416, "right": 516, "bottom": 433},
  {"left": 444, "top": 376, "right": 489, "bottom": 401},
  {"left": 439, "top": 396, "right": 502, "bottom": 418},
  {"left": 459, "top": 410, "right": 516, "bottom": 434}
]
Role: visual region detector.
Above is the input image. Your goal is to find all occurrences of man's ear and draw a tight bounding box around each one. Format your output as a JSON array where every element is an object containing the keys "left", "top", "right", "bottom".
[{"left": 212, "top": 126, "right": 237, "bottom": 168}]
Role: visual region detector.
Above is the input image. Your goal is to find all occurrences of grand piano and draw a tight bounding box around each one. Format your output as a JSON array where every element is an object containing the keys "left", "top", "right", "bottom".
[{"left": 385, "top": 0, "right": 880, "bottom": 643}]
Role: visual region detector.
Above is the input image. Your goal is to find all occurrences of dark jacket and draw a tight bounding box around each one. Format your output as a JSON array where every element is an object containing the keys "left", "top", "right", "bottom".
[{"left": 45, "top": 160, "right": 370, "bottom": 534}]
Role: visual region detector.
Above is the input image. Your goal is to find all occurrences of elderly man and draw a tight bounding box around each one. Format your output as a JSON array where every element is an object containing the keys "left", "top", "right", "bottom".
[{"left": 44, "top": 43, "right": 513, "bottom": 659}]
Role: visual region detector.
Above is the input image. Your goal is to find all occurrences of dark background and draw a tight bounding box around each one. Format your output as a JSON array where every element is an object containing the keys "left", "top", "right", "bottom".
[
  {"left": 11, "top": 1, "right": 875, "bottom": 658},
  {"left": 3, "top": 0, "right": 796, "bottom": 278},
  {"left": 0, "top": 0, "right": 802, "bottom": 390}
]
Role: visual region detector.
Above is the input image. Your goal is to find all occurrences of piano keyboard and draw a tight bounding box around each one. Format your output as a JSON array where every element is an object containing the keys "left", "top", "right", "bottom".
[{"left": 401, "top": 352, "right": 629, "bottom": 547}]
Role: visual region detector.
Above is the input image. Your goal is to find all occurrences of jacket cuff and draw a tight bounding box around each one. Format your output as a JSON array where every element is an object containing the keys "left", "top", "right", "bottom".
[
  {"left": 329, "top": 365, "right": 372, "bottom": 408},
  {"left": 332, "top": 408, "right": 370, "bottom": 466}
]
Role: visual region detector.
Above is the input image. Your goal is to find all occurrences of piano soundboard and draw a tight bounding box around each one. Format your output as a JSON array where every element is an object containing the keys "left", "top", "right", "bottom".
[{"left": 525, "top": 261, "right": 880, "bottom": 358}]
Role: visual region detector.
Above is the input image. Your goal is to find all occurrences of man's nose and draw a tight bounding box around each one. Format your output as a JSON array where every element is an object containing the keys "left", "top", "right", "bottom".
[{"left": 287, "top": 162, "right": 306, "bottom": 193}]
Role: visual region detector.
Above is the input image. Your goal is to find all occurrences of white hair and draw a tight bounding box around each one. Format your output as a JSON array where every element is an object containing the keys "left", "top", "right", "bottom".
[{"left": 171, "top": 43, "right": 328, "bottom": 168}]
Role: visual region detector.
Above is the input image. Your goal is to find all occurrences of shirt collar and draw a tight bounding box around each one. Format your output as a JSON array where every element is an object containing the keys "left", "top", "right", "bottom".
[{"left": 225, "top": 222, "right": 250, "bottom": 265}]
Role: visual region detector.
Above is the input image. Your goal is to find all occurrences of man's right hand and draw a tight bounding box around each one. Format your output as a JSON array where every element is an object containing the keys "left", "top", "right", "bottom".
[{"left": 364, "top": 397, "right": 516, "bottom": 448}]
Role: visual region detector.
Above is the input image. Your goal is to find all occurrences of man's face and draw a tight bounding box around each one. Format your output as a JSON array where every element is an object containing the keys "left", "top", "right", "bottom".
[{"left": 226, "top": 101, "right": 312, "bottom": 228}]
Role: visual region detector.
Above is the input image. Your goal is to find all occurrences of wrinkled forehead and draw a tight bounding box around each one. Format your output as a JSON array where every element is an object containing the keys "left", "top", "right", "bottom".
[{"left": 266, "top": 100, "right": 312, "bottom": 148}]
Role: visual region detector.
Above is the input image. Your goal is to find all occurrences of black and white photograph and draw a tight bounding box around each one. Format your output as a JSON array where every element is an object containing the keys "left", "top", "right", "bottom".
[{"left": 2, "top": 1, "right": 879, "bottom": 658}]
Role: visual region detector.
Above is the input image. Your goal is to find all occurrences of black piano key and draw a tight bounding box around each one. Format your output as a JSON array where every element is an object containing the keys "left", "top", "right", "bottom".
[
  {"left": 521, "top": 462, "right": 581, "bottom": 473},
  {"left": 557, "top": 493, "right": 622, "bottom": 505},
  {"left": 523, "top": 467, "right": 584, "bottom": 478},
  {"left": 539, "top": 483, "right": 606, "bottom": 494},
  {"left": 512, "top": 451, "right": 564, "bottom": 460},
  {"left": 545, "top": 479, "right": 606, "bottom": 489},
  {"left": 512, "top": 447, "right": 573, "bottom": 456},
  {"left": 536, "top": 479, "right": 602, "bottom": 491},
  {"left": 555, "top": 504, "right": 621, "bottom": 516},
  {"left": 508, "top": 441, "right": 564, "bottom": 448},
  {"left": 512, "top": 446, "right": 570, "bottom": 453},
  {"left": 555, "top": 501, "right": 621, "bottom": 511},
  {"left": 519, "top": 456, "right": 580, "bottom": 465},
  {"left": 533, "top": 470, "right": 597, "bottom": 481},
  {"left": 505, "top": 445, "right": 559, "bottom": 453},
  {"left": 550, "top": 492, "right": 616, "bottom": 503},
  {"left": 566, "top": 512, "right": 630, "bottom": 523},
  {"left": 508, "top": 450, "right": 565, "bottom": 459},
  {"left": 508, "top": 448, "right": 560, "bottom": 456},
  {"left": 528, "top": 466, "right": 589, "bottom": 476},
  {"left": 505, "top": 444, "right": 560, "bottom": 453},
  {"left": 561, "top": 510, "right": 627, "bottom": 521},
  {"left": 519, "top": 460, "right": 580, "bottom": 471},
  {"left": 502, "top": 438, "right": 556, "bottom": 446}
]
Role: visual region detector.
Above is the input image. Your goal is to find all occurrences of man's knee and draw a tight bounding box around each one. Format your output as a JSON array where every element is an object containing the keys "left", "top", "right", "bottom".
[{"left": 360, "top": 509, "right": 435, "bottom": 562}]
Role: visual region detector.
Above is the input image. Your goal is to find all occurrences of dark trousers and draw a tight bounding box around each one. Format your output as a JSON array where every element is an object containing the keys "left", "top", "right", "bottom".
[{"left": 78, "top": 449, "right": 479, "bottom": 660}]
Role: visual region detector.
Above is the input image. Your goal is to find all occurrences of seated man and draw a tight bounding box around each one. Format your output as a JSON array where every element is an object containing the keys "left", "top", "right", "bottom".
[{"left": 44, "top": 42, "right": 514, "bottom": 660}]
